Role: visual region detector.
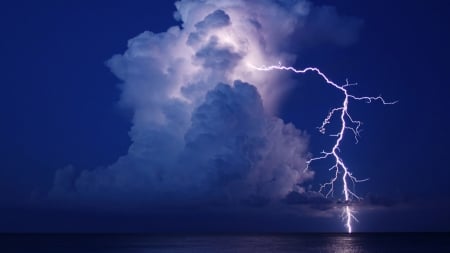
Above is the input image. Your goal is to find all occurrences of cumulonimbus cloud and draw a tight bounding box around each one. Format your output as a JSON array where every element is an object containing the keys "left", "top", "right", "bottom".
[{"left": 50, "top": 0, "right": 362, "bottom": 210}]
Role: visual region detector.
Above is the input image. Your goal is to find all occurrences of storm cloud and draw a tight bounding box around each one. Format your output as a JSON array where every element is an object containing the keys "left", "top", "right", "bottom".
[{"left": 50, "top": 0, "right": 362, "bottom": 210}]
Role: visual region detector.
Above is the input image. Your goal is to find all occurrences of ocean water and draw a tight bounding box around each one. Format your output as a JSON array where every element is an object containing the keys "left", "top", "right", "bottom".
[{"left": 1, "top": 233, "right": 449, "bottom": 253}]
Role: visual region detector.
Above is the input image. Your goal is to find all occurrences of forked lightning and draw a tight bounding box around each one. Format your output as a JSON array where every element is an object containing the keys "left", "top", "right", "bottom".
[{"left": 250, "top": 63, "right": 396, "bottom": 233}]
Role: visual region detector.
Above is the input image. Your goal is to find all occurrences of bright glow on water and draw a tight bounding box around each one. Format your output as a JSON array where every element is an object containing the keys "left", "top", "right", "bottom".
[{"left": 1, "top": 233, "right": 449, "bottom": 253}]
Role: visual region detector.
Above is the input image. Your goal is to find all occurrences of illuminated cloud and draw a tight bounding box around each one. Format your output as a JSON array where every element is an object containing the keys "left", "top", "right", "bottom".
[{"left": 51, "top": 0, "right": 362, "bottom": 210}]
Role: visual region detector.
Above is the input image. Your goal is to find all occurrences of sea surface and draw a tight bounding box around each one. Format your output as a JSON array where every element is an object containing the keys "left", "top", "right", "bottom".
[{"left": 1, "top": 233, "right": 449, "bottom": 253}]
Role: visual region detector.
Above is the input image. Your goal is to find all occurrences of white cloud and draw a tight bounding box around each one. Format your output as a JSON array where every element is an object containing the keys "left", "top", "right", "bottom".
[{"left": 51, "top": 0, "right": 362, "bottom": 209}]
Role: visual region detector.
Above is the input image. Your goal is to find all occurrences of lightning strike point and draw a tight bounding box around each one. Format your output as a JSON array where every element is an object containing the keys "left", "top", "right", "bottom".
[{"left": 250, "top": 63, "right": 395, "bottom": 233}]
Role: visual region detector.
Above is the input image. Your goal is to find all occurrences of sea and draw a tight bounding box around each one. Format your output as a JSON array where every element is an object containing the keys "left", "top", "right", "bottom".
[{"left": 1, "top": 233, "right": 449, "bottom": 253}]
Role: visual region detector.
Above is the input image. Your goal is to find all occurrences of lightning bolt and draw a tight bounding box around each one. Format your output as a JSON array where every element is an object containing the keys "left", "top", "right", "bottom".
[{"left": 249, "top": 63, "right": 396, "bottom": 233}]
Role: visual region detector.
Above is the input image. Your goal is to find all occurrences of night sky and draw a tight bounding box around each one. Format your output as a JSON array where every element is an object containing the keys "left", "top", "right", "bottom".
[{"left": 1, "top": 0, "right": 450, "bottom": 233}]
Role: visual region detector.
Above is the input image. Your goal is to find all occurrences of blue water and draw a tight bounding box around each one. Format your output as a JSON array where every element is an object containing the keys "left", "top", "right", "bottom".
[{"left": 1, "top": 233, "right": 449, "bottom": 253}]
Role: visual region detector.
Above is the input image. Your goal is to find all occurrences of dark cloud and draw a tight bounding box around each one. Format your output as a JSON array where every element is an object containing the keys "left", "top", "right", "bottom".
[
  {"left": 50, "top": 81, "right": 311, "bottom": 210},
  {"left": 361, "top": 193, "right": 409, "bottom": 209},
  {"left": 195, "top": 37, "right": 242, "bottom": 70},
  {"left": 284, "top": 191, "right": 334, "bottom": 211},
  {"left": 188, "top": 9, "right": 231, "bottom": 46},
  {"left": 179, "top": 81, "right": 309, "bottom": 204},
  {"left": 195, "top": 9, "right": 231, "bottom": 30},
  {"left": 49, "top": 165, "right": 77, "bottom": 197}
]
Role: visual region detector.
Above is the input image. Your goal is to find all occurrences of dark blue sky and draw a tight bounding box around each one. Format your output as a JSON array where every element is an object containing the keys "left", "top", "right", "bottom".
[{"left": 1, "top": 0, "right": 449, "bottom": 232}]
